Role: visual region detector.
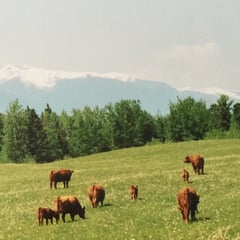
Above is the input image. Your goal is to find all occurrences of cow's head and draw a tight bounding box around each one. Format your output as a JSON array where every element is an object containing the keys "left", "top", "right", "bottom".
[
  {"left": 184, "top": 156, "right": 191, "bottom": 163},
  {"left": 53, "top": 211, "right": 60, "bottom": 223},
  {"left": 79, "top": 206, "right": 85, "bottom": 219}
]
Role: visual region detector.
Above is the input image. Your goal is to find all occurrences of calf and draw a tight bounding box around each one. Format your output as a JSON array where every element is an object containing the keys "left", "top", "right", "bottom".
[
  {"left": 54, "top": 195, "right": 85, "bottom": 222},
  {"left": 178, "top": 187, "right": 200, "bottom": 223},
  {"left": 129, "top": 185, "right": 138, "bottom": 200},
  {"left": 87, "top": 184, "right": 105, "bottom": 208},
  {"left": 184, "top": 155, "right": 204, "bottom": 174},
  {"left": 182, "top": 169, "right": 189, "bottom": 182},
  {"left": 49, "top": 169, "right": 74, "bottom": 189},
  {"left": 38, "top": 207, "right": 59, "bottom": 226}
]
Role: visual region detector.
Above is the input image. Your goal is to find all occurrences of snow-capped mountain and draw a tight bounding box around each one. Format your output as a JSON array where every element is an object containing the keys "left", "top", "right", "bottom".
[
  {"left": 0, "top": 65, "right": 132, "bottom": 88},
  {"left": 0, "top": 65, "right": 239, "bottom": 114}
]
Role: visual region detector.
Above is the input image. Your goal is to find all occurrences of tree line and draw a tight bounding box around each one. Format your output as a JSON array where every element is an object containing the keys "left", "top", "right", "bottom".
[{"left": 0, "top": 95, "right": 239, "bottom": 163}]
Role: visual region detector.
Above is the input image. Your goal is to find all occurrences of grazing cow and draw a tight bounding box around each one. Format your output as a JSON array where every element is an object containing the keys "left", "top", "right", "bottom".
[
  {"left": 87, "top": 184, "right": 105, "bottom": 208},
  {"left": 38, "top": 207, "right": 59, "bottom": 226},
  {"left": 178, "top": 187, "right": 200, "bottom": 223},
  {"left": 184, "top": 155, "right": 204, "bottom": 174},
  {"left": 54, "top": 195, "right": 85, "bottom": 222},
  {"left": 49, "top": 169, "right": 74, "bottom": 189},
  {"left": 129, "top": 185, "right": 138, "bottom": 200},
  {"left": 182, "top": 169, "right": 189, "bottom": 182}
]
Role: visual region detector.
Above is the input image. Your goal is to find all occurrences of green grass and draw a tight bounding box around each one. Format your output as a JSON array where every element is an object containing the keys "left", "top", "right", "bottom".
[{"left": 1, "top": 139, "right": 240, "bottom": 239}]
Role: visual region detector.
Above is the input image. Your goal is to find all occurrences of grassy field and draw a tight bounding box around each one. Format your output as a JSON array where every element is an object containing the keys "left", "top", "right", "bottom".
[{"left": 0, "top": 139, "right": 240, "bottom": 240}]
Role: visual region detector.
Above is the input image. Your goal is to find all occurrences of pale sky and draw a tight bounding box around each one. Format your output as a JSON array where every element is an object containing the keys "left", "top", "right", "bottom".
[{"left": 0, "top": 0, "right": 239, "bottom": 92}]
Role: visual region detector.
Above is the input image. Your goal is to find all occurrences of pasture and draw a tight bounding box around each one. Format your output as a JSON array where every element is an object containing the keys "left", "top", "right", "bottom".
[{"left": 0, "top": 139, "right": 240, "bottom": 239}]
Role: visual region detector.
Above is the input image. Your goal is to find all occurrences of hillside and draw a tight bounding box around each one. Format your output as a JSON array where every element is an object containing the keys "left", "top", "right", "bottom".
[{"left": 0, "top": 139, "right": 240, "bottom": 239}]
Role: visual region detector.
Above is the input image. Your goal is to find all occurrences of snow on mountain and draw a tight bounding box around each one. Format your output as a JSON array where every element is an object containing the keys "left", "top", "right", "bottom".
[
  {"left": 0, "top": 64, "right": 133, "bottom": 89},
  {"left": 1, "top": 65, "right": 239, "bottom": 100},
  {"left": 178, "top": 86, "right": 240, "bottom": 100}
]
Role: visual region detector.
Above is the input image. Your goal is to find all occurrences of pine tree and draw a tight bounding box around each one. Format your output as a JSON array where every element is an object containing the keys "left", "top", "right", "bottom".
[
  {"left": 25, "top": 106, "right": 49, "bottom": 163},
  {"left": 2, "top": 99, "right": 28, "bottom": 163}
]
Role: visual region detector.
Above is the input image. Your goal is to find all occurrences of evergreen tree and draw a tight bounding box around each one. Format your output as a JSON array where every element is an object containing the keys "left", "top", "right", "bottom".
[
  {"left": 25, "top": 106, "right": 49, "bottom": 163},
  {"left": 41, "top": 104, "right": 63, "bottom": 161},
  {"left": 2, "top": 99, "right": 28, "bottom": 163},
  {"left": 0, "top": 113, "right": 4, "bottom": 152},
  {"left": 59, "top": 110, "right": 71, "bottom": 157},
  {"left": 216, "top": 95, "right": 233, "bottom": 131},
  {"left": 232, "top": 103, "right": 240, "bottom": 129},
  {"left": 154, "top": 114, "right": 167, "bottom": 143}
]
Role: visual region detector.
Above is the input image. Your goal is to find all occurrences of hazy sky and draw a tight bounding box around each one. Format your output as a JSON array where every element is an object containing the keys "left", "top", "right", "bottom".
[{"left": 0, "top": 0, "right": 239, "bottom": 91}]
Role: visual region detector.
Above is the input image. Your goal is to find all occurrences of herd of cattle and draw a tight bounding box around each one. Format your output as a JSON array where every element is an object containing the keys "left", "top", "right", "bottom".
[
  {"left": 38, "top": 154, "right": 204, "bottom": 225},
  {"left": 38, "top": 169, "right": 139, "bottom": 225}
]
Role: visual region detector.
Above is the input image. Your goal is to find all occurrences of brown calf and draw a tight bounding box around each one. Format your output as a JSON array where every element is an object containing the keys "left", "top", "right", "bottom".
[
  {"left": 38, "top": 207, "right": 59, "bottom": 226},
  {"left": 182, "top": 169, "right": 189, "bottom": 182},
  {"left": 129, "top": 185, "right": 138, "bottom": 200}
]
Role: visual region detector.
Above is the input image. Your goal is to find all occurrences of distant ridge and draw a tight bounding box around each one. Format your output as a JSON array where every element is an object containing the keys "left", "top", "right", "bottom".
[{"left": 0, "top": 65, "right": 238, "bottom": 115}]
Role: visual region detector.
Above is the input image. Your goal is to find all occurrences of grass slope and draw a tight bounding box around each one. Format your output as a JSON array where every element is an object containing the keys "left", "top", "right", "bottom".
[{"left": 1, "top": 139, "right": 240, "bottom": 239}]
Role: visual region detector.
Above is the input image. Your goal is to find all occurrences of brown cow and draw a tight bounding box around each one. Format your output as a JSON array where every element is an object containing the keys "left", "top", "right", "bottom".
[
  {"left": 184, "top": 155, "right": 204, "bottom": 174},
  {"left": 38, "top": 207, "right": 59, "bottom": 226},
  {"left": 129, "top": 185, "right": 138, "bottom": 200},
  {"left": 178, "top": 187, "right": 200, "bottom": 223},
  {"left": 182, "top": 169, "right": 189, "bottom": 182},
  {"left": 49, "top": 169, "right": 74, "bottom": 189},
  {"left": 87, "top": 184, "right": 105, "bottom": 208},
  {"left": 54, "top": 195, "right": 85, "bottom": 222}
]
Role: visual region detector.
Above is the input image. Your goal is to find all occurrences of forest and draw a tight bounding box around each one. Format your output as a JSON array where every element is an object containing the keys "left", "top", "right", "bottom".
[{"left": 0, "top": 95, "right": 239, "bottom": 163}]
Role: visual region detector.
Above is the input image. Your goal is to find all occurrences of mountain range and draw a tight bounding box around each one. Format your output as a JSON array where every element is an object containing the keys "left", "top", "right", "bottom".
[{"left": 0, "top": 65, "right": 239, "bottom": 115}]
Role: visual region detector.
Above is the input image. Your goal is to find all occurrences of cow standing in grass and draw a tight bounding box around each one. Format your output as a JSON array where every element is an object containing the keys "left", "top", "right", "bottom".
[
  {"left": 184, "top": 155, "right": 204, "bottom": 174},
  {"left": 54, "top": 196, "right": 85, "bottom": 222},
  {"left": 129, "top": 185, "right": 138, "bottom": 200},
  {"left": 87, "top": 184, "right": 105, "bottom": 208},
  {"left": 49, "top": 169, "right": 74, "bottom": 189},
  {"left": 178, "top": 187, "right": 200, "bottom": 223},
  {"left": 38, "top": 207, "right": 59, "bottom": 226}
]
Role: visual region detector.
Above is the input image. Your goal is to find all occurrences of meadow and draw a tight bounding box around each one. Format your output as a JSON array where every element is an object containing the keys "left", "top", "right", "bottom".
[{"left": 0, "top": 139, "right": 240, "bottom": 240}]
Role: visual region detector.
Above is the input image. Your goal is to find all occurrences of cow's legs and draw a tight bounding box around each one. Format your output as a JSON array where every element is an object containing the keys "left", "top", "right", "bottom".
[
  {"left": 62, "top": 213, "right": 66, "bottom": 223},
  {"left": 70, "top": 213, "right": 75, "bottom": 221}
]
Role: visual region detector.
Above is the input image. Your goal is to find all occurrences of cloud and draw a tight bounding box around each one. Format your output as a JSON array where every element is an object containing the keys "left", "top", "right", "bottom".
[
  {"left": 156, "top": 42, "right": 223, "bottom": 89},
  {"left": 129, "top": 42, "right": 227, "bottom": 91}
]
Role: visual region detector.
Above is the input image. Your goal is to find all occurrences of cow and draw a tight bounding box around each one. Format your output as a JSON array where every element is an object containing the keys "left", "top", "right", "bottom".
[
  {"left": 129, "top": 185, "right": 138, "bottom": 200},
  {"left": 182, "top": 169, "right": 189, "bottom": 182},
  {"left": 54, "top": 195, "right": 85, "bottom": 222},
  {"left": 178, "top": 187, "right": 200, "bottom": 223},
  {"left": 38, "top": 207, "right": 59, "bottom": 226},
  {"left": 87, "top": 184, "right": 105, "bottom": 208},
  {"left": 49, "top": 169, "right": 74, "bottom": 189},
  {"left": 184, "top": 155, "right": 204, "bottom": 174}
]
